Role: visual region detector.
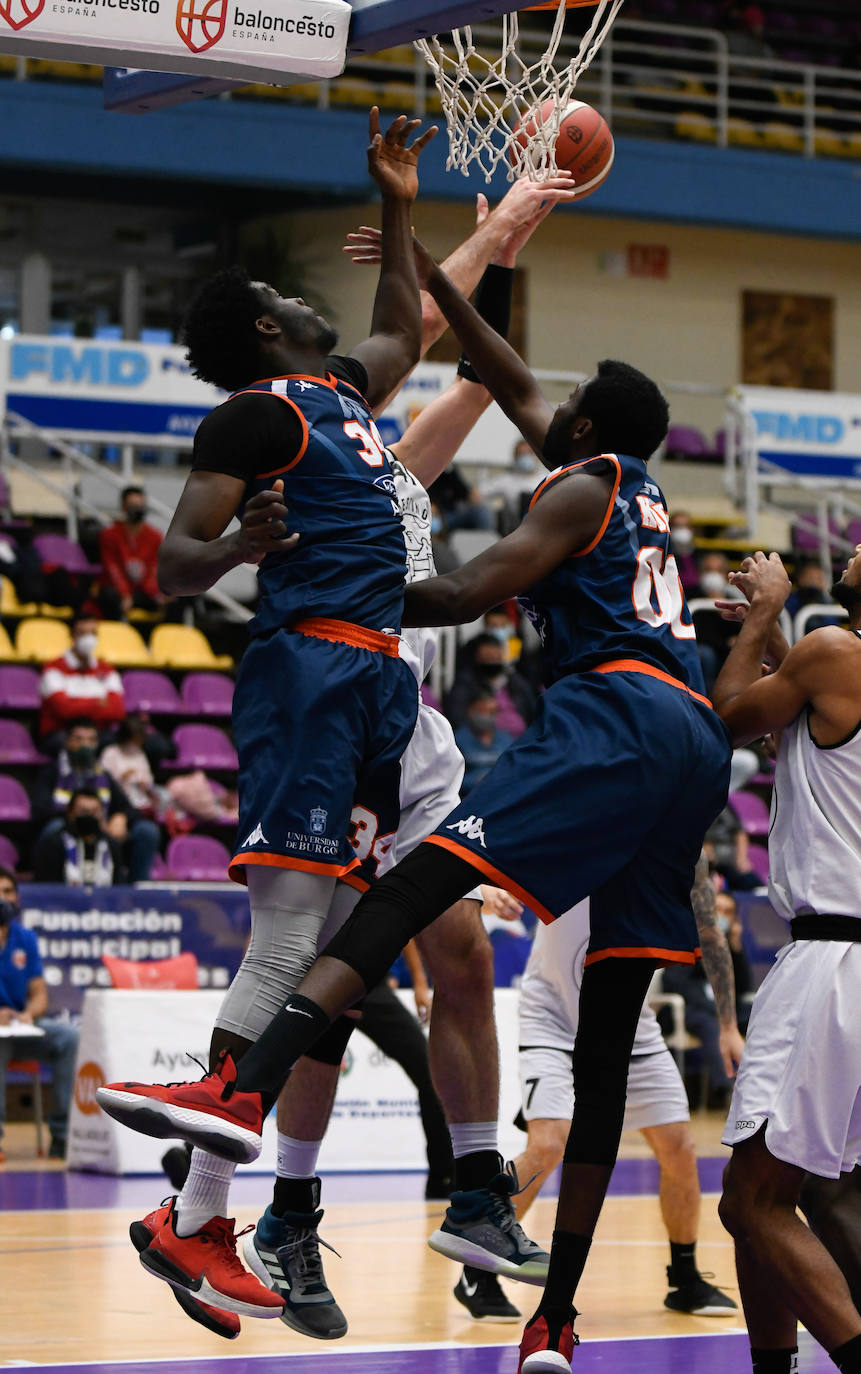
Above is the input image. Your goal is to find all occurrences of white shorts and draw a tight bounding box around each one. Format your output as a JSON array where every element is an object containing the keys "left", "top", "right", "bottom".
[
  {"left": 382, "top": 699, "right": 482, "bottom": 902},
  {"left": 722, "top": 939, "right": 861, "bottom": 1178},
  {"left": 519, "top": 1041, "right": 690, "bottom": 1133}
]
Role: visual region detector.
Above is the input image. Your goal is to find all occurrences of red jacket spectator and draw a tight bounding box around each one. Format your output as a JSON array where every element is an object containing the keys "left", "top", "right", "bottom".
[
  {"left": 40, "top": 615, "right": 125, "bottom": 738},
  {"left": 99, "top": 486, "right": 163, "bottom": 615}
]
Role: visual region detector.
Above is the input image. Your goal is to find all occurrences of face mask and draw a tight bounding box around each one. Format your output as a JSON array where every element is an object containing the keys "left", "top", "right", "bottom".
[
  {"left": 470, "top": 713, "right": 497, "bottom": 733},
  {"left": 672, "top": 527, "right": 694, "bottom": 553},
  {"left": 430, "top": 516, "right": 443, "bottom": 536},
  {"left": 476, "top": 663, "right": 505, "bottom": 683},
  {"left": 487, "top": 627, "right": 511, "bottom": 645},
  {"left": 0, "top": 899, "right": 18, "bottom": 928},
  {"left": 74, "top": 633, "right": 98, "bottom": 659},
  {"left": 514, "top": 454, "right": 536, "bottom": 474},
  {"left": 700, "top": 571, "right": 728, "bottom": 597},
  {"left": 127, "top": 507, "right": 146, "bottom": 523},
  {"left": 68, "top": 746, "right": 96, "bottom": 770},
  {"left": 71, "top": 814, "right": 101, "bottom": 839},
  {"left": 717, "top": 912, "right": 731, "bottom": 934}
]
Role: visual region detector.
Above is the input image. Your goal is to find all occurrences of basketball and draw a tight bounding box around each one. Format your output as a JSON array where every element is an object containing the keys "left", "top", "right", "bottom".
[{"left": 511, "top": 98, "right": 615, "bottom": 198}]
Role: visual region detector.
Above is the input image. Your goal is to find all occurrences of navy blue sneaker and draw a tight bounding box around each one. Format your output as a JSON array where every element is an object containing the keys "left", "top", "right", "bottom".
[
  {"left": 428, "top": 1161, "right": 550, "bottom": 1285},
  {"left": 243, "top": 1180, "right": 348, "bottom": 1340}
]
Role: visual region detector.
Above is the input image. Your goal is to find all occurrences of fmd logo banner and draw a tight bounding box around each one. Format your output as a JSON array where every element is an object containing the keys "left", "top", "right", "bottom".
[{"left": 737, "top": 385, "right": 861, "bottom": 480}]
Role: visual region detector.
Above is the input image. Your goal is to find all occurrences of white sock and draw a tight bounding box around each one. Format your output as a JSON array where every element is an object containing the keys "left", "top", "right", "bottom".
[
  {"left": 276, "top": 1132, "right": 323, "bottom": 1180},
  {"left": 174, "top": 1149, "right": 236, "bottom": 1236},
  {"left": 449, "top": 1122, "right": 499, "bottom": 1159}
]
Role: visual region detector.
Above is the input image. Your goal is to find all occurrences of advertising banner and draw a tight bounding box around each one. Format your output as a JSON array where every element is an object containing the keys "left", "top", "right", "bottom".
[
  {"left": 377, "top": 362, "right": 521, "bottom": 470},
  {"left": 0, "top": 0, "right": 350, "bottom": 84},
  {"left": 736, "top": 385, "right": 861, "bottom": 481}
]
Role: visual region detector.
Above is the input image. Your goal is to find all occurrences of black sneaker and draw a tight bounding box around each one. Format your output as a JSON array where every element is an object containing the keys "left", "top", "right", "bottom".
[
  {"left": 243, "top": 1180, "right": 348, "bottom": 1340},
  {"left": 428, "top": 1161, "right": 550, "bottom": 1285},
  {"left": 454, "top": 1266, "right": 521, "bottom": 1321},
  {"left": 664, "top": 1268, "right": 738, "bottom": 1316},
  {"left": 48, "top": 1136, "right": 66, "bottom": 1160}
]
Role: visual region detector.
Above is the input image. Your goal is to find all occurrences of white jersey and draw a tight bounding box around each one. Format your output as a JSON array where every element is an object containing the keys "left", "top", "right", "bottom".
[
  {"left": 391, "top": 456, "right": 437, "bottom": 685},
  {"left": 769, "top": 647, "right": 861, "bottom": 923},
  {"left": 519, "top": 900, "right": 665, "bottom": 1056}
]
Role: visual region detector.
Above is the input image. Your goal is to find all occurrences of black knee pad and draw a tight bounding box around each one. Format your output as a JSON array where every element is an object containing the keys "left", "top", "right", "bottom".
[{"left": 305, "top": 1013, "right": 357, "bottom": 1066}]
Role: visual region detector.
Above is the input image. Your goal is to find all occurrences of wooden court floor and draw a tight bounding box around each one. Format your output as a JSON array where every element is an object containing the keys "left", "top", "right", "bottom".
[{"left": 0, "top": 1114, "right": 746, "bottom": 1367}]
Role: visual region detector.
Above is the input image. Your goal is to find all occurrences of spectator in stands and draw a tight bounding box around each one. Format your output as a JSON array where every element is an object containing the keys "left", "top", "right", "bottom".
[
  {"left": 99, "top": 485, "right": 167, "bottom": 620},
  {"left": 445, "top": 631, "right": 535, "bottom": 735},
  {"left": 32, "top": 787, "right": 126, "bottom": 887},
  {"left": 724, "top": 4, "right": 774, "bottom": 61},
  {"left": 0, "top": 866, "right": 79, "bottom": 1159},
  {"left": 453, "top": 693, "right": 515, "bottom": 794},
  {"left": 483, "top": 604, "right": 521, "bottom": 657},
  {"left": 785, "top": 559, "right": 842, "bottom": 630},
  {"left": 162, "top": 766, "right": 238, "bottom": 833},
  {"left": 429, "top": 501, "right": 460, "bottom": 576},
  {"left": 33, "top": 719, "right": 160, "bottom": 882},
  {"left": 704, "top": 804, "right": 760, "bottom": 891},
  {"left": 482, "top": 438, "right": 542, "bottom": 533},
  {"left": 0, "top": 531, "right": 44, "bottom": 607},
  {"left": 692, "top": 551, "right": 744, "bottom": 673},
  {"left": 716, "top": 889, "right": 754, "bottom": 1032},
  {"left": 669, "top": 510, "right": 699, "bottom": 593},
  {"left": 661, "top": 954, "right": 735, "bottom": 1110},
  {"left": 99, "top": 714, "right": 158, "bottom": 817},
  {"left": 39, "top": 613, "right": 125, "bottom": 743},
  {"left": 427, "top": 463, "right": 494, "bottom": 533}
]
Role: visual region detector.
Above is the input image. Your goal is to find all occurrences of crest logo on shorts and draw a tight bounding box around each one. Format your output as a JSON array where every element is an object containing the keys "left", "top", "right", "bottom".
[
  {"left": 0, "top": 0, "right": 44, "bottom": 31},
  {"left": 175, "top": 0, "right": 227, "bottom": 54},
  {"left": 242, "top": 823, "right": 268, "bottom": 848},
  {"left": 310, "top": 807, "right": 328, "bottom": 836},
  {"left": 446, "top": 815, "right": 487, "bottom": 849}
]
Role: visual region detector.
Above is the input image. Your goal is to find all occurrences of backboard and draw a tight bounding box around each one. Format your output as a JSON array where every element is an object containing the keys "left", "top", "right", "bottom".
[{"left": 101, "top": 0, "right": 524, "bottom": 110}]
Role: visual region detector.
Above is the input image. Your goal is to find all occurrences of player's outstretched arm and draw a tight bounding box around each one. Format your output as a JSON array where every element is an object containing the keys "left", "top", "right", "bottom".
[
  {"left": 391, "top": 376, "right": 492, "bottom": 488},
  {"left": 348, "top": 109, "right": 437, "bottom": 410},
  {"left": 159, "top": 473, "right": 296, "bottom": 595},
  {"left": 690, "top": 851, "right": 743, "bottom": 1078},
  {"left": 402, "top": 470, "right": 609, "bottom": 626}
]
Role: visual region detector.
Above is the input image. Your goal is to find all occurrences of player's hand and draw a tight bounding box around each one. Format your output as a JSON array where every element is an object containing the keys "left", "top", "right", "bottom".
[
  {"left": 0, "top": 1007, "right": 13, "bottom": 1026},
  {"left": 719, "top": 1023, "right": 745, "bottom": 1079},
  {"left": 367, "top": 107, "right": 438, "bottom": 202},
  {"left": 490, "top": 174, "right": 579, "bottom": 267},
  {"left": 481, "top": 885, "right": 524, "bottom": 922},
  {"left": 343, "top": 227, "right": 438, "bottom": 288},
  {"left": 236, "top": 479, "right": 299, "bottom": 565},
  {"left": 728, "top": 551, "right": 790, "bottom": 612},
  {"left": 413, "top": 981, "right": 433, "bottom": 1025}
]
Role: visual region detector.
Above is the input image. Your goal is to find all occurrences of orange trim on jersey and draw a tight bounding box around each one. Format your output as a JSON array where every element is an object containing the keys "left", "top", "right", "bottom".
[
  {"left": 424, "top": 834, "right": 556, "bottom": 925},
  {"left": 294, "top": 617, "right": 402, "bottom": 658},
  {"left": 226, "top": 388, "right": 310, "bottom": 477},
  {"left": 228, "top": 851, "right": 361, "bottom": 886},
  {"left": 591, "top": 658, "right": 714, "bottom": 710},
  {"left": 527, "top": 455, "right": 621, "bottom": 558},
  {"left": 340, "top": 870, "right": 371, "bottom": 894},
  {"left": 241, "top": 371, "right": 365, "bottom": 399},
  {"left": 584, "top": 945, "right": 701, "bottom": 967}
]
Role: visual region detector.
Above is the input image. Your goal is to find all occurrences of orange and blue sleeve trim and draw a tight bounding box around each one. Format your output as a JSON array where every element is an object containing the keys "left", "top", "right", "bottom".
[{"left": 528, "top": 455, "right": 621, "bottom": 558}]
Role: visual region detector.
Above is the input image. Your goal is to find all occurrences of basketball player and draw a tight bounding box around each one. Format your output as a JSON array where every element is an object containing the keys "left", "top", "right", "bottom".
[
  {"left": 105, "top": 163, "right": 581, "bottom": 1332},
  {"left": 97, "top": 237, "right": 732, "bottom": 1372},
  {"left": 492, "top": 854, "right": 740, "bottom": 1325},
  {"left": 709, "top": 547, "right": 861, "bottom": 1374}
]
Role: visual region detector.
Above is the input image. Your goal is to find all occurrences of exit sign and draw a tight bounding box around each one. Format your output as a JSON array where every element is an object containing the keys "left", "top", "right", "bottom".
[{"left": 627, "top": 245, "right": 670, "bottom": 279}]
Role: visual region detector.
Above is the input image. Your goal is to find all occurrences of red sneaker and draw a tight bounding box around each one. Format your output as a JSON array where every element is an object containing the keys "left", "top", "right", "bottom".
[
  {"left": 138, "top": 1198, "right": 285, "bottom": 1319},
  {"left": 519, "top": 1310, "right": 579, "bottom": 1372},
  {"left": 96, "top": 1050, "right": 263, "bottom": 1163},
  {"left": 130, "top": 1200, "right": 240, "bottom": 1340}
]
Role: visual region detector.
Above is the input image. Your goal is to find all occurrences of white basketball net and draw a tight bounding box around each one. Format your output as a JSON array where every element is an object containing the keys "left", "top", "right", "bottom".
[{"left": 415, "top": 0, "right": 624, "bottom": 182}]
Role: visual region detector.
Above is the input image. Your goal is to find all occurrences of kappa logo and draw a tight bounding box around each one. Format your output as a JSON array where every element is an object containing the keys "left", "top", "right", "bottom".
[
  {"left": 242, "top": 822, "right": 268, "bottom": 848},
  {"left": 309, "top": 807, "right": 328, "bottom": 836},
  {"left": 294, "top": 380, "right": 317, "bottom": 392},
  {"left": 175, "top": 0, "right": 227, "bottom": 54},
  {"left": 0, "top": 0, "right": 44, "bottom": 29},
  {"left": 735, "top": 1118, "right": 757, "bottom": 1130},
  {"left": 446, "top": 815, "right": 487, "bottom": 849}
]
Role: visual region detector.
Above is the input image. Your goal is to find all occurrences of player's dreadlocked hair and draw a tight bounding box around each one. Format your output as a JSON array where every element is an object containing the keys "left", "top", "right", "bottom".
[
  {"left": 578, "top": 359, "right": 670, "bottom": 462},
  {"left": 182, "top": 266, "right": 265, "bottom": 394}
]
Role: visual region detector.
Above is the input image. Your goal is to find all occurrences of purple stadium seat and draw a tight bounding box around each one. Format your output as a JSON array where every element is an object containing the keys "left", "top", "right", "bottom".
[
  {"left": 0, "top": 720, "right": 47, "bottom": 764},
  {"left": 122, "top": 670, "right": 183, "bottom": 714},
  {"left": 686, "top": 0, "right": 718, "bottom": 24},
  {"left": 166, "top": 834, "right": 231, "bottom": 882},
  {"left": 747, "top": 844, "right": 770, "bottom": 885},
  {"left": 0, "top": 833, "right": 19, "bottom": 869},
  {"left": 845, "top": 519, "right": 861, "bottom": 549},
  {"left": 729, "top": 789, "right": 771, "bottom": 837},
  {"left": 180, "top": 673, "right": 234, "bottom": 717},
  {"left": 766, "top": 12, "right": 799, "bottom": 34},
  {"left": 665, "top": 425, "right": 711, "bottom": 458},
  {"left": 0, "top": 775, "right": 30, "bottom": 821},
  {"left": 0, "top": 665, "right": 41, "bottom": 710},
  {"left": 165, "top": 724, "right": 238, "bottom": 771},
  {"left": 32, "top": 534, "right": 101, "bottom": 576},
  {"left": 792, "top": 513, "right": 842, "bottom": 554}
]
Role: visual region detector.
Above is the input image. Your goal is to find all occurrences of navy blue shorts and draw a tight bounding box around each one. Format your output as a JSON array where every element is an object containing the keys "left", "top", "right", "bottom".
[
  {"left": 427, "top": 663, "right": 731, "bottom": 964},
  {"left": 229, "top": 621, "right": 419, "bottom": 885}
]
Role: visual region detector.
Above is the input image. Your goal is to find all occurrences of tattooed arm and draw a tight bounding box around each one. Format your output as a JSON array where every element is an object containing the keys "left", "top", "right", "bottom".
[{"left": 691, "top": 851, "right": 745, "bottom": 1078}]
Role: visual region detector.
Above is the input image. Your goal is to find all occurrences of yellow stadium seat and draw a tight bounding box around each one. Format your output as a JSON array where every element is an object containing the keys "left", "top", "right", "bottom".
[
  {"left": 0, "top": 623, "right": 17, "bottom": 662},
  {"left": 814, "top": 127, "right": 844, "bottom": 158},
  {"left": 676, "top": 111, "right": 717, "bottom": 143},
  {"left": 727, "top": 117, "right": 761, "bottom": 149},
  {"left": 16, "top": 617, "right": 71, "bottom": 662},
  {"left": 329, "top": 78, "right": 381, "bottom": 109},
  {"left": 844, "top": 132, "right": 861, "bottom": 159},
  {"left": 761, "top": 121, "right": 803, "bottom": 153},
  {"left": 148, "top": 624, "right": 233, "bottom": 671},
  {"left": 95, "top": 621, "right": 152, "bottom": 667},
  {"left": 0, "top": 576, "right": 39, "bottom": 618}
]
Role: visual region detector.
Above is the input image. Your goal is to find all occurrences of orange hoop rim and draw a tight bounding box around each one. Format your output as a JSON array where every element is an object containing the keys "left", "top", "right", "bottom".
[{"left": 523, "top": 1, "right": 600, "bottom": 10}]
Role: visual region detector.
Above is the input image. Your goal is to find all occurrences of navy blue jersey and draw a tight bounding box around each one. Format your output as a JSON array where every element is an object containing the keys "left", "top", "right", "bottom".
[
  {"left": 519, "top": 453, "right": 704, "bottom": 691},
  {"left": 228, "top": 370, "right": 407, "bottom": 637}
]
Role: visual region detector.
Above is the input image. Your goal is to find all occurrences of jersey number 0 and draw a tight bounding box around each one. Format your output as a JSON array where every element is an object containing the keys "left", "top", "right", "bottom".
[{"left": 632, "top": 547, "right": 696, "bottom": 639}]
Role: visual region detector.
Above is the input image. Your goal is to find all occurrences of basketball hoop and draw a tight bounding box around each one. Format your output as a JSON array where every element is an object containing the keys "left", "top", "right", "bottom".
[{"left": 414, "top": 0, "right": 624, "bottom": 182}]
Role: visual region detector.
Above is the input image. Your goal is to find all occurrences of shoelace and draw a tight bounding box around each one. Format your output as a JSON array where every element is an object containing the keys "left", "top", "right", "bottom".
[
  {"left": 199, "top": 1218, "right": 255, "bottom": 1278},
  {"left": 277, "top": 1225, "right": 341, "bottom": 1294},
  {"left": 484, "top": 1162, "right": 543, "bottom": 1251}
]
